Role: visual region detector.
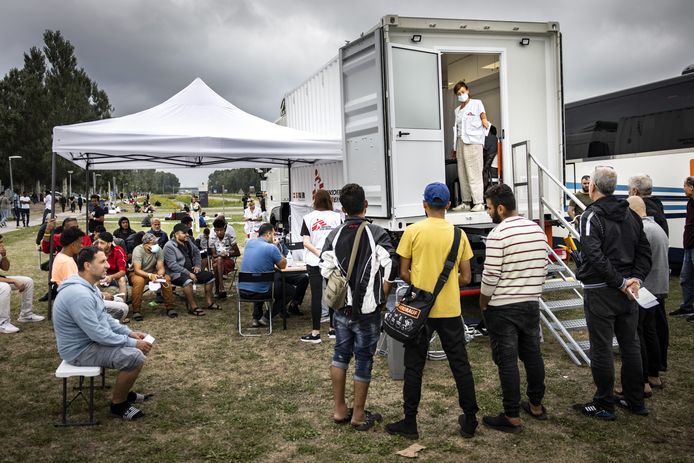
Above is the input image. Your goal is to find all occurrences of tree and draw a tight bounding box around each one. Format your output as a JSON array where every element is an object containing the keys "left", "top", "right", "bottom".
[
  {"left": 0, "top": 30, "right": 112, "bottom": 193},
  {"left": 208, "top": 169, "right": 261, "bottom": 193}
]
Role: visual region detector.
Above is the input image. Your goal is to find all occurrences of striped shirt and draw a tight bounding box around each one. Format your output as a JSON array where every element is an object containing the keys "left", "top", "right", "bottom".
[{"left": 481, "top": 216, "right": 548, "bottom": 307}]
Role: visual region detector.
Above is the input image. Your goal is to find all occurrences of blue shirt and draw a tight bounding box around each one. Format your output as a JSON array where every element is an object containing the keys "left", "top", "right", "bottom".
[{"left": 238, "top": 238, "right": 282, "bottom": 293}]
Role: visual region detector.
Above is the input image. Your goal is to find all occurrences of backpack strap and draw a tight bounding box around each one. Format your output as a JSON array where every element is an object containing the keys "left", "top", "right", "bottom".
[{"left": 345, "top": 222, "right": 367, "bottom": 281}]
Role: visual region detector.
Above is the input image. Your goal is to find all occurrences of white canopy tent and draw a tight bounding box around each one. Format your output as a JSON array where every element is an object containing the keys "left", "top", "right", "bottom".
[{"left": 52, "top": 77, "right": 342, "bottom": 169}]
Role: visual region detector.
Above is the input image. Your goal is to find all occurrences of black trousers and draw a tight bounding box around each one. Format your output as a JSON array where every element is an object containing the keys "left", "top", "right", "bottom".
[
  {"left": 653, "top": 297, "right": 669, "bottom": 370},
  {"left": 638, "top": 307, "right": 661, "bottom": 380},
  {"left": 483, "top": 301, "right": 546, "bottom": 417},
  {"left": 584, "top": 287, "right": 644, "bottom": 411},
  {"left": 241, "top": 271, "right": 309, "bottom": 320},
  {"left": 403, "top": 316, "right": 478, "bottom": 421},
  {"left": 307, "top": 265, "right": 332, "bottom": 331}
]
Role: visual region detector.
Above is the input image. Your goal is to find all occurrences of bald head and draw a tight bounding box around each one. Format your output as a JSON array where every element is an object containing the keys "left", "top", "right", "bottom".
[{"left": 627, "top": 196, "right": 647, "bottom": 218}]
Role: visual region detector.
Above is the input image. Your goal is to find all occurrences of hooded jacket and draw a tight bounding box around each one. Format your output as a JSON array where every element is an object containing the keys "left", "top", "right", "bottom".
[
  {"left": 577, "top": 195, "right": 652, "bottom": 289},
  {"left": 53, "top": 274, "right": 135, "bottom": 363}
]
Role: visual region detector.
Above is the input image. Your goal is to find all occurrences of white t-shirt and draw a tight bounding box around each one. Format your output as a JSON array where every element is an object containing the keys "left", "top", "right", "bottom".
[
  {"left": 20, "top": 195, "right": 31, "bottom": 209},
  {"left": 300, "top": 210, "right": 343, "bottom": 267},
  {"left": 243, "top": 207, "right": 263, "bottom": 235},
  {"left": 454, "top": 99, "right": 486, "bottom": 146},
  {"left": 44, "top": 194, "right": 52, "bottom": 210}
]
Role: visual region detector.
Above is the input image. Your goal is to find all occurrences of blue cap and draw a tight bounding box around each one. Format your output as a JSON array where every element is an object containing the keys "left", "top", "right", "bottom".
[{"left": 423, "top": 182, "right": 450, "bottom": 207}]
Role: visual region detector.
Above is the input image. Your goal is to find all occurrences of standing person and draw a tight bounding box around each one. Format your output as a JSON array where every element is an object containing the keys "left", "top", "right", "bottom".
[
  {"left": 243, "top": 198, "right": 263, "bottom": 238},
  {"left": 627, "top": 196, "right": 668, "bottom": 392},
  {"left": 450, "top": 81, "right": 490, "bottom": 213},
  {"left": 12, "top": 190, "right": 21, "bottom": 227},
  {"left": 88, "top": 195, "right": 105, "bottom": 233},
  {"left": 59, "top": 194, "right": 67, "bottom": 213},
  {"left": 53, "top": 247, "right": 153, "bottom": 421},
  {"left": 42, "top": 190, "right": 53, "bottom": 224},
  {"left": 20, "top": 191, "right": 30, "bottom": 227},
  {"left": 386, "top": 183, "right": 479, "bottom": 440},
  {"left": 671, "top": 176, "right": 694, "bottom": 319},
  {"left": 191, "top": 195, "right": 201, "bottom": 233},
  {"left": 0, "top": 192, "right": 10, "bottom": 227},
  {"left": 628, "top": 174, "right": 668, "bottom": 236},
  {"left": 299, "top": 189, "right": 342, "bottom": 343},
  {"left": 77, "top": 194, "right": 84, "bottom": 213},
  {"left": 479, "top": 184, "right": 548, "bottom": 433},
  {"left": 69, "top": 196, "right": 76, "bottom": 213},
  {"left": 0, "top": 234, "right": 44, "bottom": 333},
  {"left": 573, "top": 166, "right": 651, "bottom": 419},
  {"left": 321, "top": 183, "right": 398, "bottom": 431},
  {"left": 568, "top": 175, "right": 595, "bottom": 220}
]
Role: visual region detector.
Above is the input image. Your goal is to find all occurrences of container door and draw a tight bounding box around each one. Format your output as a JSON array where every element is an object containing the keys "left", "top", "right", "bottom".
[
  {"left": 339, "top": 29, "right": 390, "bottom": 218},
  {"left": 386, "top": 44, "right": 445, "bottom": 219}
]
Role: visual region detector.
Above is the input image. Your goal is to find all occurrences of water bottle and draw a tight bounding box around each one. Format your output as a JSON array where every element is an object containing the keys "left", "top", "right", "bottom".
[{"left": 286, "top": 251, "right": 294, "bottom": 267}]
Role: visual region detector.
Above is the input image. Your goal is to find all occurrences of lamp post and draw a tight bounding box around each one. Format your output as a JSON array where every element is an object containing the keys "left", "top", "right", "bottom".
[
  {"left": 67, "top": 170, "right": 73, "bottom": 197},
  {"left": 8, "top": 156, "right": 22, "bottom": 193},
  {"left": 93, "top": 173, "right": 101, "bottom": 196}
]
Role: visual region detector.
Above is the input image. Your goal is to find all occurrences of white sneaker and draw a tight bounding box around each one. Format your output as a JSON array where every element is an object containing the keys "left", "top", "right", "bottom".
[
  {"left": 451, "top": 204, "right": 471, "bottom": 212},
  {"left": 0, "top": 321, "right": 20, "bottom": 333},
  {"left": 17, "top": 314, "right": 45, "bottom": 323},
  {"left": 470, "top": 204, "right": 485, "bottom": 212}
]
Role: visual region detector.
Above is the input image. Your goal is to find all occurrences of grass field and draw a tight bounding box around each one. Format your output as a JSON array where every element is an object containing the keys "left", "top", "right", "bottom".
[{"left": 1, "top": 223, "right": 693, "bottom": 462}]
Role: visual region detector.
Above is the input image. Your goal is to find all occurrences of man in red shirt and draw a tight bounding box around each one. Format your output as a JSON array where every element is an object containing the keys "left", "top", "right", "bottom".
[
  {"left": 41, "top": 217, "right": 92, "bottom": 254},
  {"left": 95, "top": 232, "right": 128, "bottom": 299}
]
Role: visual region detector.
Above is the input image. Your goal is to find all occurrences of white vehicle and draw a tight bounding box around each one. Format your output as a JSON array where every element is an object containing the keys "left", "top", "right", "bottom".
[
  {"left": 281, "top": 15, "right": 565, "bottom": 238},
  {"left": 565, "top": 70, "right": 694, "bottom": 266}
]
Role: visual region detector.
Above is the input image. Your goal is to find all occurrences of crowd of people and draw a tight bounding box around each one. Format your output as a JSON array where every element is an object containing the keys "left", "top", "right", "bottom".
[{"left": 0, "top": 170, "right": 690, "bottom": 429}]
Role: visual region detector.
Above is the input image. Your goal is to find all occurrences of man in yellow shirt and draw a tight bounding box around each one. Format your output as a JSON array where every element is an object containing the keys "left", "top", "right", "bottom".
[{"left": 386, "top": 182, "right": 479, "bottom": 440}]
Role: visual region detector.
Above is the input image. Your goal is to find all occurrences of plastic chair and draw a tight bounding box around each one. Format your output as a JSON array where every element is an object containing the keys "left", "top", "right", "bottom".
[{"left": 237, "top": 272, "right": 275, "bottom": 337}]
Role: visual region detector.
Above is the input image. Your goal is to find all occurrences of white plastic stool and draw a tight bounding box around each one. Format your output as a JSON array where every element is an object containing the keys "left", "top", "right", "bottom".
[{"left": 55, "top": 360, "right": 102, "bottom": 426}]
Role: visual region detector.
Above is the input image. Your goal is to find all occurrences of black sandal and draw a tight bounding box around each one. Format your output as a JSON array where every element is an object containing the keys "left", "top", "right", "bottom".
[
  {"left": 206, "top": 303, "right": 221, "bottom": 310},
  {"left": 166, "top": 308, "right": 178, "bottom": 318},
  {"left": 351, "top": 410, "right": 382, "bottom": 431},
  {"left": 333, "top": 408, "right": 353, "bottom": 424},
  {"left": 188, "top": 307, "right": 205, "bottom": 316}
]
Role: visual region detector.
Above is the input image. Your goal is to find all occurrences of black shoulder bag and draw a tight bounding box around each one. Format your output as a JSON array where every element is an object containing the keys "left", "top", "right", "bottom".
[{"left": 383, "top": 227, "right": 461, "bottom": 344}]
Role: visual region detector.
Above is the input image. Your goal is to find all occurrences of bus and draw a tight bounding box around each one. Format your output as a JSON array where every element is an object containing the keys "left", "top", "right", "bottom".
[{"left": 565, "top": 69, "right": 694, "bottom": 266}]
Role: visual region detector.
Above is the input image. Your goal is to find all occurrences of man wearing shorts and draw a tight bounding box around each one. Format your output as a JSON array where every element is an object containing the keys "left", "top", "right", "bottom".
[{"left": 53, "top": 247, "right": 153, "bottom": 420}]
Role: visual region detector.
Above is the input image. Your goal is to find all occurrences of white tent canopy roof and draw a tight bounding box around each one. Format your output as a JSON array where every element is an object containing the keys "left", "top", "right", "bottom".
[{"left": 52, "top": 78, "right": 342, "bottom": 170}]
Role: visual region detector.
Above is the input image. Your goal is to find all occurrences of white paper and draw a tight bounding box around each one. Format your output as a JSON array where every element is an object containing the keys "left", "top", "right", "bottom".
[
  {"left": 144, "top": 334, "right": 155, "bottom": 345},
  {"left": 148, "top": 281, "right": 161, "bottom": 291},
  {"left": 484, "top": 120, "right": 492, "bottom": 137},
  {"left": 635, "top": 287, "right": 659, "bottom": 309}
]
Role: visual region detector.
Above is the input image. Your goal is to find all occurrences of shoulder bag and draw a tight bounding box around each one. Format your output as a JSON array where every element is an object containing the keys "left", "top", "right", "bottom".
[{"left": 324, "top": 221, "right": 367, "bottom": 310}]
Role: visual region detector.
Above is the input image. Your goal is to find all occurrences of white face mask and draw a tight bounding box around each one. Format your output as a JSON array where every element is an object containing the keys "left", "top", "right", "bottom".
[
  {"left": 149, "top": 244, "right": 160, "bottom": 254},
  {"left": 457, "top": 93, "right": 469, "bottom": 103}
]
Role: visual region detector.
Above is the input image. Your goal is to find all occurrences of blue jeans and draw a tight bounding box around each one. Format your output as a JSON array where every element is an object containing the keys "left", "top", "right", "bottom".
[
  {"left": 332, "top": 310, "right": 381, "bottom": 383},
  {"left": 680, "top": 248, "right": 694, "bottom": 310}
]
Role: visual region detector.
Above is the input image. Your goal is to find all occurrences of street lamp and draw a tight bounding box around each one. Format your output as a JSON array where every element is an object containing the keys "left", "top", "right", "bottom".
[
  {"left": 93, "top": 173, "right": 102, "bottom": 196},
  {"left": 67, "top": 170, "right": 73, "bottom": 197},
  {"left": 8, "top": 156, "right": 22, "bottom": 193}
]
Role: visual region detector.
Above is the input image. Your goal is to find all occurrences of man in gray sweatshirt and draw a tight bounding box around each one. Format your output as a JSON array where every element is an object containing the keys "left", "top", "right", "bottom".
[{"left": 53, "top": 247, "right": 153, "bottom": 420}]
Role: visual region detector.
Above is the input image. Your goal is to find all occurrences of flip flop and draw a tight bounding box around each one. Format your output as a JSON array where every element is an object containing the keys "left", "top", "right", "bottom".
[
  {"left": 351, "top": 410, "right": 382, "bottom": 431},
  {"left": 188, "top": 307, "right": 206, "bottom": 316},
  {"left": 166, "top": 308, "right": 178, "bottom": 318},
  {"left": 521, "top": 401, "right": 548, "bottom": 420},
  {"left": 333, "top": 408, "right": 353, "bottom": 424},
  {"left": 132, "top": 312, "right": 144, "bottom": 322},
  {"left": 206, "top": 303, "right": 221, "bottom": 310}
]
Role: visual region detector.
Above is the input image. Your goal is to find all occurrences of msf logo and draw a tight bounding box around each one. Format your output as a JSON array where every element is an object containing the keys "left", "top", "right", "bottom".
[{"left": 312, "top": 168, "right": 324, "bottom": 200}]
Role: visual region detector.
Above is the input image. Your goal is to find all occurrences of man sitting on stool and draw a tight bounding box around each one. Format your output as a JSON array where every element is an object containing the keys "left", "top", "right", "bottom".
[{"left": 53, "top": 247, "right": 153, "bottom": 420}]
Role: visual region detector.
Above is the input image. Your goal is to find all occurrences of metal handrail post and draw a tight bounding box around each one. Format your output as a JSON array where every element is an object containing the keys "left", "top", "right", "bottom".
[{"left": 525, "top": 140, "right": 533, "bottom": 221}]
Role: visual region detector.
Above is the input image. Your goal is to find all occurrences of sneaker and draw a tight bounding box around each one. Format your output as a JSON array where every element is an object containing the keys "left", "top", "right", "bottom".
[
  {"left": 385, "top": 419, "right": 419, "bottom": 440},
  {"left": 251, "top": 319, "right": 261, "bottom": 328},
  {"left": 572, "top": 402, "right": 616, "bottom": 421},
  {"left": 458, "top": 414, "right": 478, "bottom": 438},
  {"left": 482, "top": 413, "right": 523, "bottom": 433},
  {"left": 615, "top": 397, "right": 649, "bottom": 416},
  {"left": 0, "top": 321, "right": 20, "bottom": 334},
  {"left": 300, "top": 333, "right": 322, "bottom": 344},
  {"left": 259, "top": 316, "right": 270, "bottom": 326},
  {"left": 451, "top": 204, "right": 471, "bottom": 212},
  {"left": 17, "top": 314, "right": 45, "bottom": 323},
  {"left": 669, "top": 307, "right": 694, "bottom": 317},
  {"left": 471, "top": 204, "right": 485, "bottom": 212},
  {"left": 328, "top": 329, "right": 336, "bottom": 339}
]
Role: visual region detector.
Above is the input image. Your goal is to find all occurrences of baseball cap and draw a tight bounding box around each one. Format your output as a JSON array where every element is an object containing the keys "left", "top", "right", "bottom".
[
  {"left": 423, "top": 182, "right": 450, "bottom": 207},
  {"left": 173, "top": 223, "right": 190, "bottom": 234}
]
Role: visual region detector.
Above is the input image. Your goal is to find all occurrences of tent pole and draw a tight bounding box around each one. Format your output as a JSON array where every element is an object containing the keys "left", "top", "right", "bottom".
[
  {"left": 287, "top": 161, "right": 292, "bottom": 239},
  {"left": 47, "top": 152, "right": 57, "bottom": 320},
  {"left": 85, "top": 156, "right": 90, "bottom": 231}
]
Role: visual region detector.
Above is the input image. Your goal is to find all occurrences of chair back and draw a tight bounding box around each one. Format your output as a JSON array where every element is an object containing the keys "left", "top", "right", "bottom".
[{"left": 238, "top": 271, "right": 275, "bottom": 283}]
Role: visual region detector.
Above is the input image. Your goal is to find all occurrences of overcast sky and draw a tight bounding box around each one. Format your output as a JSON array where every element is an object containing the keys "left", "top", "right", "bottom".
[{"left": 2, "top": 0, "right": 692, "bottom": 186}]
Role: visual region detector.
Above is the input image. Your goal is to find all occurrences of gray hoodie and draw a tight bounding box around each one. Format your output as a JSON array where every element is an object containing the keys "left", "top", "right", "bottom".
[{"left": 53, "top": 274, "right": 135, "bottom": 363}]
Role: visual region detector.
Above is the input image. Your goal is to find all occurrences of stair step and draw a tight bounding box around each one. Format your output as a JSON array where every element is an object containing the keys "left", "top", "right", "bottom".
[
  {"left": 542, "top": 298, "right": 584, "bottom": 311},
  {"left": 550, "top": 318, "right": 587, "bottom": 331},
  {"left": 546, "top": 263, "right": 566, "bottom": 274},
  {"left": 543, "top": 280, "right": 583, "bottom": 292},
  {"left": 569, "top": 338, "right": 619, "bottom": 352}
]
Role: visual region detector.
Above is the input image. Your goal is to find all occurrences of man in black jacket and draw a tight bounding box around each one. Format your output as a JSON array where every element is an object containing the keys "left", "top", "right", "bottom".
[
  {"left": 574, "top": 166, "right": 652, "bottom": 420},
  {"left": 628, "top": 174, "right": 668, "bottom": 237}
]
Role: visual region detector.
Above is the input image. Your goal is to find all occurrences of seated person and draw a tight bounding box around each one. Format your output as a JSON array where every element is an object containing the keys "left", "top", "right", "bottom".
[
  {"left": 95, "top": 232, "right": 129, "bottom": 300},
  {"left": 199, "top": 211, "right": 208, "bottom": 228},
  {"left": 129, "top": 233, "right": 175, "bottom": 321},
  {"left": 114, "top": 216, "right": 136, "bottom": 242},
  {"left": 209, "top": 218, "right": 241, "bottom": 299},
  {"left": 164, "top": 223, "right": 216, "bottom": 316},
  {"left": 41, "top": 217, "right": 93, "bottom": 255},
  {"left": 89, "top": 224, "right": 106, "bottom": 244},
  {"left": 0, "top": 234, "right": 43, "bottom": 334},
  {"left": 169, "top": 216, "right": 194, "bottom": 240},
  {"left": 149, "top": 218, "right": 169, "bottom": 247},
  {"left": 141, "top": 213, "right": 153, "bottom": 228},
  {"left": 53, "top": 247, "right": 153, "bottom": 420},
  {"left": 274, "top": 236, "right": 308, "bottom": 316},
  {"left": 51, "top": 230, "right": 129, "bottom": 322},
  {"left": 238, "top": 223, "right": 308, "bottom": 326}
]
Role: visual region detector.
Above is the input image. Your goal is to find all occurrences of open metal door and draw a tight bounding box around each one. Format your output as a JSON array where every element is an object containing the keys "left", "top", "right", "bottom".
[
  {"left": 386, "top": 44, "right": 445, "bottom": 219},
  {"left": 339, "top": 29, "right": 390, "bottom": 218}
]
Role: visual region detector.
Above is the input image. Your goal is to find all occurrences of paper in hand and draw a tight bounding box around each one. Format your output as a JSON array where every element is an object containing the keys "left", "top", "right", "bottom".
[
  {"left": 635, "top": 287, "right": 659, "bottom": 309},
  {"left": 143, "top": 334, "right": 155, "bottom": 345}
]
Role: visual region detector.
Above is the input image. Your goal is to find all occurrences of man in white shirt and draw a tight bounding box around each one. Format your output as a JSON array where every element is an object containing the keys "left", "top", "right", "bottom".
[
  {"left": 243, "top": 199, "right": 263, "bottom": 238},
  {"left": 42, "top": 190, "right": 53, "bottom": 224}
]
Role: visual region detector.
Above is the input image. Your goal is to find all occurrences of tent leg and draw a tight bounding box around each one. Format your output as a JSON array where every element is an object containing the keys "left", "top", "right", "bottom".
[
  {"left": 47, "top": 152, "right": 57, "bottom": 320},
  {"left": 85, "top": 160, "right": 90, "bottom": 231}
]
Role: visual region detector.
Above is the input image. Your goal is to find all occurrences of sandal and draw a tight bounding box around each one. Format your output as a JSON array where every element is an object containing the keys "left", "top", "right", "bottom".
[
  {"left": 333, "top": 408, "right": 353, "bottom": 424},
  {"left": 132, "top": 312, "right": 144, "bottom": 322},
  {"left": 130, "top": 391, "right": 155, "bottom": 402},
  {"left": 521, "top": 401, "right": 548, "bottom": 420},
  {"left": 351, "top": 410, "right": 382, "bottom": 431},
  {"left": 187, "top": 307, "right": 206, "bottom": 316},
  {"left": 206, "top": 303, "right": 221, "bottom": 310},
  {"left": 166, "top": 308, "right": 178, "bottom": 318}
]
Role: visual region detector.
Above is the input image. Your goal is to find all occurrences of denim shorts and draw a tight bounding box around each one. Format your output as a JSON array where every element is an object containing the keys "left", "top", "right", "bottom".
[
  {"left": 332, "top": 310, "right": 381, "bottom": 383},
  {"left": 71, "top": 343, "right": 145, "bottom": 371}
]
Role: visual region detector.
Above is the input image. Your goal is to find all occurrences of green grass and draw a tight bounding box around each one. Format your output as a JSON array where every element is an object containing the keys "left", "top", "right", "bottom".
[
  {"left": 1, "top": 226, "right": 693, "bottom": 462},
  {"left": 145, "top": 194, "right": 242, "bottom": 211}
]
